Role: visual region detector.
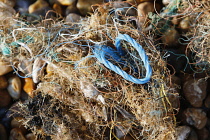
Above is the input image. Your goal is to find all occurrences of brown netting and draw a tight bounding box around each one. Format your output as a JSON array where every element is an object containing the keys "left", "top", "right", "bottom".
[{"left": 3, "top": 0, "right": 209, "bottom": 139}]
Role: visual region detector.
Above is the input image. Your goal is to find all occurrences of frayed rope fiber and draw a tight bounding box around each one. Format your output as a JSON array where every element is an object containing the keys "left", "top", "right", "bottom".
[{"left": 92, "top": 34, "right": 152, "bottom": 84}]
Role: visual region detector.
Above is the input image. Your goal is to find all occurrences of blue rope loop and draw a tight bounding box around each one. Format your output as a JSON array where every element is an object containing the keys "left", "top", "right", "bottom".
[{"left": 92, "top": 34, "right": 152, "bottom": 84}]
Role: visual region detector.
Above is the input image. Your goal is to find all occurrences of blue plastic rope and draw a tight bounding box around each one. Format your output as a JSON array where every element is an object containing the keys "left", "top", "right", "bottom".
[{"left": 92, "top": 34, "right": 152, "bottom": 84}]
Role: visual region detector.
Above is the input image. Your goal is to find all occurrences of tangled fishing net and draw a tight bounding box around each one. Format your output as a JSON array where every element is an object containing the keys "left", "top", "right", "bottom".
[
  {"left": 148, "top": 0, "right": 210, "bottom": 73},
  {"left": 181, "top": 0, "right": 210, "bottom": 72},
  {"left": 3, "top": 0, "right": 209, "bottom": 139}
]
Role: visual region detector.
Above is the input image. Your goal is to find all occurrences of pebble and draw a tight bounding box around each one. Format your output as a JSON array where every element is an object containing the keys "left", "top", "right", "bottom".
[
  {"left": 1, "top": 109, "right": 12, "bottom": 130},
  {"left": 14, "top": 0, "right": 36, "bottom": 14},
  {"left": 25, "top": 133, "right": 36, "bottom": 140},
  {"left": 9, "top": 128, "right": 26, "bottom": 140},
  {"left": 65, "top": 2, "right": 79, "bottom": 16},
  {"left": 111, "top": 2, "right": 137, "bottom": 16},
  {"left": 179, "top": 17, "right": 191, "bottom": 30},
  {"left": 170, "top": 75, "right": 181, "bottom": 86},
  {"left": 57, "top": 0, "right": 76, "bottom": 6},
  {"left": 28, "top": 0, "right": 49, "bottom": 13},
  {"left": 0, "top": 61, "right": 13, "bottom": 76},
  {"left": 184, "top": 108, "right": 207, "bottom": 129},
  {"left": 0, "top": 76, "right": 8, "bottom": 89},
  {"left": 0, "top": 107, "right": 8, "bottom": 119},
  {"left": 28, "top": 4, "right": 55, "bottom": 23},
  {"left": 0, "top": 123, "right": 7, "bottom": 140},
  {"left": 162, "top": 0, "right": 172, "bottom": 5},
  {"left": 77, "top": 0, "right": 104, "bottom": 16},
  {"left": 7, "top": 76, "right": 22, "bottom": 100},
  {"left": 161, "top": 28, "right": 180, "bottom": 47},
  {"left": 204, "top": 94, "right": 210, "bottom": 108},
  {"left": 187, "top": 128, "right": 198, "bottom": 140},
  {"left": 176, "top": 125, "right": 191, "bottom": 140},
  {"left": 23, "top": 78, "right": 35, "bottom": 98},
  {"left": 0, "top": 89, "right": 11, "bottom": 107},
  {"left": 196, "top": 127, "right": 209, "bottom": 140},
  {"left": 46, "top": 63, "right": 54, "bottom": 76},
  {"left": 65, "top": 13, "right": 82, "bottom": 22},
  {"left": 27, "top": 8, "right": 55, "bottom": 23},
  {"left": 183, "top": 78, "right": 207, "bottom": 107},
  {"left": 20, "top": 91, "right": 29, "bottom": 101},
  {"left": 11, "top": 117, "right": 27, "bottom": 135},
  {"left": 137, "top": 2, "right": 161, "bottom": 26},
  {"left": 52, "top": 3, "right": 63, "bottom": 15}
]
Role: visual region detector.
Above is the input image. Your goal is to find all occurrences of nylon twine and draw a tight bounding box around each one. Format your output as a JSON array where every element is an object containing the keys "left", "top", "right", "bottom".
[{"left": 92, "top": 34, "right": 152, "bottom": 84}]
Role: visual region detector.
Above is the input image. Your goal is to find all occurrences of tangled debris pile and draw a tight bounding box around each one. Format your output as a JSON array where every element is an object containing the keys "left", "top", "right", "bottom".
[
  {"left": 0, "top": 0, "right": 209, "bottom": 140},
  {"left": 181, "top": 0, "right": 210, "bottom": 72}
]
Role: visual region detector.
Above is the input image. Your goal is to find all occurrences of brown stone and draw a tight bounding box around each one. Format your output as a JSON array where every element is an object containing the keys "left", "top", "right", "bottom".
[
  {"left": 176, "top": 125, "right": 191, "bottom": 140},
  {"left": 77, "top": 0, "right": 104, "bottom": 16},
  {"left": 1, "top": 108, "right": 13, "bottom": 130},
  {"left": 52, "top": 3, "right": 63, "bottom": 15},
  {"left": 25, "top": 133, "right": 36, "bottom": 140},
  {"left": 183, "top": 78, "right": 207, "bottom": 107},
  {"left": 11, "top": 117, "right": 27, "bottom": 135},
  {"left": 196, "top": 127, "right": 209, "bottom": 140},
  {"left": 9, "top": 128, "right": 26, "bottom": 140},
  {"left": 28, "top": 7, "right": 55, "bottom": 22},
  {"left": 20, "top": 91, "right": 29, "bottom": 101},
  {"left": 23, "top": 78, "right": 35, "bottom": 98},
  {"left": 65, "top": 13, "right": 82, "bottom": 22},
  {"left": 57, "top": 0, "right": 76, "bottom": 6},
  {"left": 0, "top": 61, "right": 13, "bottom": 76},
  {"left": 170, "top": 75, "right": 181, "bottom": 86},
  {"left": 0, "top": 123, "right": 7, "bottom": 140},
  {"left": 204, "top": 94, "right": 210, "bottom": 108},
  {"left": 46, "top": 63, "right": 54, "bottom": 76},
  {"left": 162, "top": 0, "right": 171, "bottom": 5},
  {"left": 111, "top": 2, "right": 137, "bottom": 16},
  {"left": 187, "top": 128, "right": 198, "bottom": 140},
  {"left": 184, "top": 108, "right": 207, "bottom": 129},
  {"left": 28, "top": 0, "right": 49, "bottom": 13},
  {"left": 7, "top": 76, "right": 22, "bottom": 100},
  {"left": 179, "top": 17, "right": 191, "bottom": 30},
  {"left": 14, "top": 0, "right": 33, "bottom": 14},
  {"left": 161, "top": 28, "right": 180, "bottom": 47},
  {"left": 65, "top": 2, "right": 80, "bottom": 16},
  {"left": 0, "top": 76, "right": 8, "bottom": 89},
  {"left": 0, "top": 89, "right": 11, "bottom": 107}
]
